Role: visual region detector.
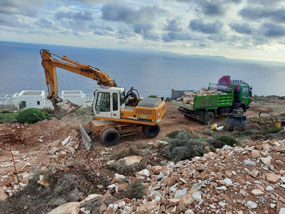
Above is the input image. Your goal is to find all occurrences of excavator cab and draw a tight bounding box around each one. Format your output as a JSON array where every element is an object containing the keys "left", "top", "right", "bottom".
[{"left": 93, "top": 87, "right": 125, "bottom": 119}]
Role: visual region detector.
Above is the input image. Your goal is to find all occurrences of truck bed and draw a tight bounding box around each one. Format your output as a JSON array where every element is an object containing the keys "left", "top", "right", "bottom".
[{"left": 172, "top": 90, "right": 234, "bottom": 111}]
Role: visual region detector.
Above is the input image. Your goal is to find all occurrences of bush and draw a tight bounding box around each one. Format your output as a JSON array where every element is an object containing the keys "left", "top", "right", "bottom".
[
  {"left": 110, "top": 145, "right": 142, "bottom": 160},
  {"left": 165, "top": 97, "right": 171, "bottom": 102},
  {"left": 166, "top": 130, "right": 179, "bottom": 139},
  {"left": 16, "top": 108, "right": 45, "bottom": 124},
  {"left": 148, "top": 95, "right": 157, "bottom": 98},
  {"left": 0, "top": 113, "right": 16, "bottom": 123},
  {"left": 41, "top": 108, "right": 54, "bottom": 119},
  {"left": 124, "top": 179, "right": 144, "bottom": 199},
  {"left": 161, "top": 131, "right": 206, "bottom": 162},
  {"left": 215, "top": 135, "right": 238, "bottom": 146},
  {"left": 265, "top": 127, "right": 282, "bottom": 134}
]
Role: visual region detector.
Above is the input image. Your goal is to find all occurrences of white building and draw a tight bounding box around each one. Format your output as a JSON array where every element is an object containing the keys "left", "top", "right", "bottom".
[
  {"left": 61, "top": 90, "right": 86, "bottom": 106},
  {"left": 13, "top": 90, "right": 46, "bottom": 110}
]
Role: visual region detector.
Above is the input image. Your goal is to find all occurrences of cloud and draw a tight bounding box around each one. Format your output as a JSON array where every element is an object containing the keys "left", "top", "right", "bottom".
[
  {"left": 0, "top": 13, "right": 30, "bottom": 28},
  {"left": 162, "top": 32, "right": 191, "bottom": 42},
  {"left": 133, "top": 23, "right": 159, "bottom": 41},
  {"left": 93, "top": 25, "right": 114, "bottom": 36},
  {"left": 55, "top": 10, "right": 94, "bottom": 21},
  {"left": 189, "top": 19, "right": 223, "bottom": 34},
  {"left": 261, "top": 23, "right": 285, "bottom": 38},
  {"left": 101, "top": 3, "right": 165, "bottom": 24},
  {"left": 0, "top": 0, "right": 45, "bottom": 16},
  {"left": 164, "top": 19, "right": 182, "bottom": 32},
  {"left": 239, "top": 7, "right": 285, "bottom": 23},
  {"left": 230, "top": 23, "right": 253, "bottom": 34}
]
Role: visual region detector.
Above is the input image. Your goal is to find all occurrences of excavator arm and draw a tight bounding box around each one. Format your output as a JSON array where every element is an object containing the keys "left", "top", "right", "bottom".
[{"left": 40, "top": 49, "right": 117, "bottom": 118}]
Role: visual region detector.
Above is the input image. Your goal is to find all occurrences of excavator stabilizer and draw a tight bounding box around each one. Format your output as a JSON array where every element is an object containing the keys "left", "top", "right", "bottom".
[{"left": 53, "top": 100, "right": 80, "bottom": 119}]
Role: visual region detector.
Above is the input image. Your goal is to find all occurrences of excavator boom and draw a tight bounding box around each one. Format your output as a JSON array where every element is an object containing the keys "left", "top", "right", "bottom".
[{"left": 40, "top": 49, "right": 117, "bottom": 118}]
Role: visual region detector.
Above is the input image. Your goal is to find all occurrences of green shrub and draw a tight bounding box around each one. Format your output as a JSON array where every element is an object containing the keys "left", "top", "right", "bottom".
[
  {"left": 166, "top": 130, "right": 179, "bottom": 139},
  {"left": 265, "top": 127, "right": 282, "bottom": 134},
  {"left": 165, "top": 97, "right": 171, "bottom": 102},
  {"left": 215, "top": 135, "right": 238, "bottom": 146},
  {"left": 16, "top": 108, "right": 45, "bottom": 124},
  {"left": 124, "top": 179, "right": 144, "bottom": 199},
  {"left": 41, "top": 108, "right": 54, "bottom": 119},
  {"left": 148, "top": 95, "right": 157, "bottom": 98},
  {"left": 1, "top": 110, "right": 12, "bottom": 114},
  {"left": 0, "top": 113, "right": 16, "bottom": 123}
]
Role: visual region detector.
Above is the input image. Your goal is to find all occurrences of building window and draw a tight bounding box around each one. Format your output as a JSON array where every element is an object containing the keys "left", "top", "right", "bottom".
[
  {"left": 19, "top": 101, "right": 26, "bottom": 109},
  {"left": 37, "top": 101, "right": 40, "bottom": 105}
]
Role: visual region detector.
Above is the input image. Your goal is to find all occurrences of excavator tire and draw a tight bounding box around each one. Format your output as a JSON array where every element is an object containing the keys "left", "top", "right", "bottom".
[
  {"left": 101, "top": 127, "right": 120, "bottom": 146},
  {"left": 142, "top": 125, "right": 160, "bottom": 138},
  {"left": 99, "top": 126, "right": 114, "bottom": 142}
]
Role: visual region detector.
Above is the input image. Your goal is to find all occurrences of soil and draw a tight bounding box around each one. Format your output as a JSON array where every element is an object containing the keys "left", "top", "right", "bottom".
[{"left": 0, "top": 99, "right": 285, "bottom": 213}]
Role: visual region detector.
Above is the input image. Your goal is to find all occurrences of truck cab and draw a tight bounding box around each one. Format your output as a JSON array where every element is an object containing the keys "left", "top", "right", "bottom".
[{"left": 230, "top": 80, "right": 252, "bottom": 112}]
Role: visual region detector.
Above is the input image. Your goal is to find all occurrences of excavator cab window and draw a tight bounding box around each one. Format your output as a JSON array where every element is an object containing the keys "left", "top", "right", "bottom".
[
  {"left": 95, "top": 92, "right": 110, "bottom": 112},
  {"left": 113, "top": 93, "right": 118, "bottom": 111},
  {"left": 120, "top": 91, "right": 125, "bottom": 105}
]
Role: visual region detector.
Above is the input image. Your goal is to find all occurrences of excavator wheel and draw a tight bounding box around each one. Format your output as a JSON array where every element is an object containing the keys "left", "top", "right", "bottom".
[
  {"left": 100, "top": 127, "right": 120, "bottom": 146},
  {"left": 99, "top": 126, "right": 114, "bottom": 142},
  {"left": 142, "top": 125, "right": 160, "bottom": 138}
]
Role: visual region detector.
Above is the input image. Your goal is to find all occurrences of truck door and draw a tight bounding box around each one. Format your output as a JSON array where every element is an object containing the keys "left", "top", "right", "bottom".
[
  {"left": 94, "top": 91, "right": 112, "bottom": 118},
  {"left": 241, "top": 86, "right": 251, "bottom": 105},
  {"left": 111, "top": 92, "right": 120, "bottom": 119}
]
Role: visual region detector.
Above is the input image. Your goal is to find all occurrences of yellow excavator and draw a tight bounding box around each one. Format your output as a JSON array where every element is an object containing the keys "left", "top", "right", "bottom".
[{"left": 40, "top": 49, "right": 166, "bottom": 146}]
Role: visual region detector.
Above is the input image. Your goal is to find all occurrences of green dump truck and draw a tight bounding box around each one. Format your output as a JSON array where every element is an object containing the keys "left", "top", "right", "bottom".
[{"left": 172, "top": 76, "right": 252, "bottom": 125}]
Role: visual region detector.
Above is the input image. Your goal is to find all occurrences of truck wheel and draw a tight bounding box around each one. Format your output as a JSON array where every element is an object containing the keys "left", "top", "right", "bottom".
[
  {"left": 142, "top": 125, "right": 160, "bottom": 138},
  {"left": 101, "top": 127, "right": 120, "bottom": 146},
  {"left": 203, "top": 111, "right": 215, "bottom": 125}
]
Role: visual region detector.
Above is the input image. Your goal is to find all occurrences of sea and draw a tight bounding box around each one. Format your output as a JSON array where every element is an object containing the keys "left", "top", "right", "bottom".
[{"left": 0, "top": 41, "right": 285, "bottom": 97}]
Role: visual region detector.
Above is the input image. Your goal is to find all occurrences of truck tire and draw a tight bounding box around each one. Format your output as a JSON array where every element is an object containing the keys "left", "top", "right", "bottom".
[
  {"left": 203, "top": 111, "right": 215, "bottom": 125},
  {"left": 142, "top": 125, "right": 160, "bottom": 138},
  {"left": 101, "top": 127, "right": 120, "bottom": 146}
]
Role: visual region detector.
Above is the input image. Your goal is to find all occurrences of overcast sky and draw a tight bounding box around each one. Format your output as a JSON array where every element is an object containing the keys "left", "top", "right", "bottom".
[{"left": 1, "top": 0, "right": 285, "bottom": 62}]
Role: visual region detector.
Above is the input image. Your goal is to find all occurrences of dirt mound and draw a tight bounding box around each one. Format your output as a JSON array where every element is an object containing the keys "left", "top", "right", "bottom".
[{"left": 0, "top": 164, "right": 110, "bottom": 214}]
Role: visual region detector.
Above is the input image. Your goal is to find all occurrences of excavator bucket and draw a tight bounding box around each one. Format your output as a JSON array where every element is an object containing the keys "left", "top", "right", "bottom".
[{"left": 53, "top": 100, "right": 80, "bottom": 119}]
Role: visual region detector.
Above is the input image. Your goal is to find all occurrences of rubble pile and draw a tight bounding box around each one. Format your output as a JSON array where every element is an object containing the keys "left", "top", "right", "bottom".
[
  {"left": 176, "top": 88, "right": 227, "bottom": 105},
  {"left": 95, "top": 139, "right": 285, "bottom": 214}
]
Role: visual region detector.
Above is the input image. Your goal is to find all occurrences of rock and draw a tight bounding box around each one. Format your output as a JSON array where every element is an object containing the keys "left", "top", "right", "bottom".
[
  {"left": 136, "top": 201, "right": 159, "bottom": 213},
  {"left": 169, "top": 198, "right": 181, "bottom": 206},
  {"left": 0, "top": 189, "right": 7, "bottom": 200},
  {"left": 216, "top": 186, "right": 227, "bottom": 191},
  {"left": 61, "top": 136, "right": 71, "bottom": 146},
  {"left": 112, "top": 173, "right": 126, "bottom": 184},
  {"left": 47, "top": 202, "right": 80, "bottom": 214},
  {"left": 223, "top": 178, "right": 233, "bottom": 186},
  {"left": 281, "top": 176, "right": 285, "bottom": 183},
  {"left": 266, "top": 186, "right": 274, "bottom": 191},
  {"left": 120, "top": 156, "right": 143, "bottom": 166},
  {"left": 246, "top": 201, "right": 257, "bottom": 209},
  {"left": 262, "top": 144, "right": 270, "bottom": 151},
  {"left": 251, "top": 150, "right": 260, "bottom": 158},
  {"left": 117, "top": 182, "right": 128, "bottom": 192},
  {"left": 137, "top": 169, "right": 150, "bottom": 177},
  {"left": 185, "top": 209, "right": 194, "bottom": 214},
  {"left": 97, "top": 185, "right": 104, "bottom": 189},
  {"left": 192, "top": 191, "right": 202, "bottom": 202},
  {"left": 151, "top": 166, "right": 162, "bottom": 175},
  {"left": 67, "top": 146, "right": 76, "bottom": 155},
  {"left": 280, "top": 208, "right": 285, "bottom": 214},
  {"left": 243, "top": 159, "right": 256, "bottom": 166},
  {"left": 247, "top": 170, "right": 259, "bottom": 178},
  {"left": 38, "top": 175, "right": 50, "bottom": 188},
  {"left": 175, "top": 188, "right": 187, "bottom": 199},
  {"left": 266, "top": 173, "right": 281, "bottom": 183},
  {"left": 180, "top": 193, "right": 194, "bottom": 207},
  {"left": 49, "top": 147, "right": 59, "bottom": 155},
  {"left": 219, "top": 201, "right": 227, "bottom": 207},
  {"left": 80, "top": 194, "right": 102, "bottom": 207},
  {"left": 260, "top": 157, "right": 271, "bottom": 165},
  {"left": 251, "top": 189, "right": 264, "bottom": 196}
]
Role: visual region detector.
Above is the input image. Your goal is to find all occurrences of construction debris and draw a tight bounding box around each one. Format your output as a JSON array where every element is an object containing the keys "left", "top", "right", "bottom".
[{"left": 176, "top": 88, "right": 226, "bottom": 105}]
